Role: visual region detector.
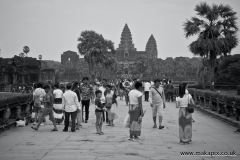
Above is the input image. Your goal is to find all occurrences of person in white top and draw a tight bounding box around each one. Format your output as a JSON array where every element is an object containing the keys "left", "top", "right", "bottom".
[
  {"left": 62, "top": 83, "right": 81, "bottom": 132},
  {"left": 149, "top": 79, "right": 166, "bottom": 129},
  {"left": 128, "top": 81, "right": 145, "bottom": 140},
  {"left": 176, "top": 84, "right": 195, "bottom": 145},
  {"left": 53, "top": 83, "right": 64, "bottom": 124},
  {"left": 144, "top": 81, "right": 151, "bottom": 102},
  {"left": 99, "top": 79, "right": 108, "bottom": 122}
]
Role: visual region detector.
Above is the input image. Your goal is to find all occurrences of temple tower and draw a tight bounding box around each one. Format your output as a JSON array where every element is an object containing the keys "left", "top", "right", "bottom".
[
  {"left": 118, "top": 24, "right": 136, "bottom": 51},
  {"left": 146, "top": 34, "right": 158, "bottom": 58}
]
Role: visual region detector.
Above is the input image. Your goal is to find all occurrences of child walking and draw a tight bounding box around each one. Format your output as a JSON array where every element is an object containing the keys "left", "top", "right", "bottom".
[{"left": 95, "top": 90, "right": 104, "bottom": 135}]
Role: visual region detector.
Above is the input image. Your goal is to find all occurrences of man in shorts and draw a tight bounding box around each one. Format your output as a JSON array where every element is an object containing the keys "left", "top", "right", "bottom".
[
  {"left": 31, "top": 84, "right": 58, "bottom": 131},
  {"left": 149, "top": 79, "right": 166, "bottom": 129}
]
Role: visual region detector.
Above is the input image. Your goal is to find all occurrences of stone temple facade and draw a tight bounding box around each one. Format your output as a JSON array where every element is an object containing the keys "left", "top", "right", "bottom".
[
  {"left": 59, "top": 24, "right": 202, "bottom": 81},
  {"left": 116, "top": 24, "right": 158, "bottom": 77}
]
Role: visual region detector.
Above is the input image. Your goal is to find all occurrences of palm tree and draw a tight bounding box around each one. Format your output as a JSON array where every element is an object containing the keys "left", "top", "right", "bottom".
[
  {"left": 183, "top": 2, "right": 238, "bottom": 86},
  {"left": 77, "top": 30, "right": 116, "bottom": 80},
  {"left": 23, "top": 46, "right": 30, "bottom": 57}
]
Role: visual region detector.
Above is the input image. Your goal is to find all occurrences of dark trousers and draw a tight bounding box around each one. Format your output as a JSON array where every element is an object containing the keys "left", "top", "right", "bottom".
[
  {"left": 168, "top": 92, "right": 174, "bottom": 102},
  {"left": 102, "top": 103, "right": 108, "bottom": 122},
  {"left": 145, "top": 91, "right": 149, "bottom": 101},
  {"left": 64, "top": 111, "right": 77, "bottom": 131},
  {"left": 82, "top": 100, "right": 90, "bottom": 121}
]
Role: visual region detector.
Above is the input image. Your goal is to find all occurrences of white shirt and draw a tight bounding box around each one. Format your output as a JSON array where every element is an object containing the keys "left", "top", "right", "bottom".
[
  {"left": 99, "top": 86, "right": 106, "bottom": 103},
  {"left": 151, "top": 81, "right": 154, "bottom": 87},
  {"left": 128, "top": 89, "right": 142, "bottom": 105},
  {"left": 62, "top": 90, "right": 81, "bottom": 112},
  {"left": 144, "top": 82, "right": 151, "bottom": 91},
  {"left": 53, "top": 89, "right": 63, "bottom": 98},
  {"left": 176, "top": 94, "right": 192, "bottom": 108}
]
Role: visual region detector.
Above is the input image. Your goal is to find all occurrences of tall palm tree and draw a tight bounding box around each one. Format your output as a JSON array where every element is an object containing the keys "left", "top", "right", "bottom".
[
  {"left": 183, "top": 2, "right": 238, "bottom": 86},
  {"left": 23, "top": 46, "right": 30, "bottom": 57},
  {"left": 77, "top": 30, "right": 116, "bottom": 80}
]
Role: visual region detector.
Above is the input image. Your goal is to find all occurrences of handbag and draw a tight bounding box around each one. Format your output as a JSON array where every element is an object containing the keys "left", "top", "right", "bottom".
[{"left": 186, "top": 94, "right": 194, "bottom": 113}]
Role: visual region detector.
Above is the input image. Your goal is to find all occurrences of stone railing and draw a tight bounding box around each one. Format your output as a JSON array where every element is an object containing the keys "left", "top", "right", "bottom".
[
  {"left": 0, "top": 93, "right": 33, "bottom": 131},
  {"left": 187, "top": 88, "right": 240, "bottom": 125}
]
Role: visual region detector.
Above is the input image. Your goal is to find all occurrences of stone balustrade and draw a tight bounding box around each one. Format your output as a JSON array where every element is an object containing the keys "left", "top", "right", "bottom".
[
  {"left": 0, "top": 93, "right": 32, "bottom": 131},
  {"left": 188, "top": 88, "right": 240, "bottom": 123}
]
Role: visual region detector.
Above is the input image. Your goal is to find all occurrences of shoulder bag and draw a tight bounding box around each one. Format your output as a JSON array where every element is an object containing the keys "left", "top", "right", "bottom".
[
  {"left": 152, "top": 87, "right": 166, "bottom": 108},
  {"left": 186, "top": 94, "right": 194, "bottom": 113}
]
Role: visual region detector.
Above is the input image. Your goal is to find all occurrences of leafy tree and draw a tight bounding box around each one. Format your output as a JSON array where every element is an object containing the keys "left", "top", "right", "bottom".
[
  {"left": 134, "top": 55, "right": 148, "bottom": 79},
  {"left": 77, "top": 30, "right": 116, "bottom": 80},
  {"left": 217, "top": 54, "right": 240, "bottom": 83},
  {"left": 183, "top": 2, "right": 238, "bottom": 86}
]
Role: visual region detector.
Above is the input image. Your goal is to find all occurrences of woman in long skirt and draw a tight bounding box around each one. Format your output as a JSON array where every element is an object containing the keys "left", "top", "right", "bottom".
[
  {"left": 128, "top": 81, "right": 144, "bottom": 140},
  {"left": 176, "top": 84, "right": 195, "bottom": 144}
]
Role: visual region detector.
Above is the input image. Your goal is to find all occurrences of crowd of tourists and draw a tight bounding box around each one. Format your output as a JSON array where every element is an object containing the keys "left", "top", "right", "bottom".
[{"left": 30, "top": 77, "right": 195, "bottom": 145}]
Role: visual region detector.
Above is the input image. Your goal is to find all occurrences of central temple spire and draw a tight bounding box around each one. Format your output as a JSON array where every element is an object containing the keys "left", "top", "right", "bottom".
[{"left": 118, "top": 23, "right": 135, "bottom": 50}]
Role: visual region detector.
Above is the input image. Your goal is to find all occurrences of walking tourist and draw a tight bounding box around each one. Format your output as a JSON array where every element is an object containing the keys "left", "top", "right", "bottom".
[
  {"left": 72, "top": 81, "right": 82, "bottom": 129},
  {"left": 95, "top": 90, "right": 105, "bottom": 135},
  {"left": 32, "top": 82, "right": 46, "bottom": 126},
  {"left": 176, "top": 84, "right": 195, "bottom": 144},
  {"left": 128, "top": 81, "right": 144, "bottom": 140},
  {"left": 62, "top": 83, "right": 81, "bottom": 132},
  {"left": 31, "top": 84, "right": 58, "bottom": 132},
  {"left": 149, "top": 79, "right": 166, "bottom": 129},
  {"left": 123, "top": 80, "right": 131, "bottom": 106},
  {"left": 144, "top": 81, "right": 151, "bottom": 102},
  {"left": 80, "top": 77, "right": 94, "bottom": 123},
  {"left": 53, "top": 83, "right": 64, "bottom": 124},
  {"left": 99, "top": 79, "right": 108, "bottom": 122}
]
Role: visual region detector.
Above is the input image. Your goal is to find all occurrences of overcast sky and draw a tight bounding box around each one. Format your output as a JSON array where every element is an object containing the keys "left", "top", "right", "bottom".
[{"left": 0, "top": 0, "right": 239, "bottom": 61}]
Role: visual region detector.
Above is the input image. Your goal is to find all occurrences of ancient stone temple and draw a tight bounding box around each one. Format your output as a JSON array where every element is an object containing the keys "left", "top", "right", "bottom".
[
  {"left": 60, "top": 24, "right": 202, "bottom": 81},
  {"left": 0, "top": 56, "right": 41, "bottom": 85},
  {"left": 115, "top": 23, "right": 202, "bottom": 81},
  {"left": 116, "top": 24, "right": 158, "bottom": 79}
]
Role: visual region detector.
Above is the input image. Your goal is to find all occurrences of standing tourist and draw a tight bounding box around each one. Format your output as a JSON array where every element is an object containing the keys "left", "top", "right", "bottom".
[
  {"left": 53, "top": 83, "right": 64, "bottom": 124},
  {"left": 149, "top": 79, "right": 166, "bottom": 129},
  {"left": 128, "top": 81, "right": 144, "bottom": 140},
  {"left": 144, "top": 81, "right": 151, "bottom": 102},
  {"left": 167, "top": 80, "right": 174, "bottom": 102},
  {"left": 72, "top": 81, "right": 82, "bottom": 130},
  {"left": 62, "top": 83, "right": 81, "bottom": 132},
  {"left": 80, "top": 77, "right": 94, "bottom": 123},
  {"left": 119, "top": 81, "right": 124, "bottom": 101},
  {"left": 95, "top": 90, "right": 104, "bottom": 135},
  {"left": 32, "top": 82, "right": 46, "bottom": 126},
  {"left": 104, "top": 85, "right": 114, "bottom": 126},
  {"left": 183, "top": 82, "right": 195, "bottom": 123},
  {"left": 99, "top": 79, "right": 108, "bottom": 122},
  {"left": 31, "top": 85, "right": 58, "bottom": 131},
  {"left": 176, "top": 84, "right": 195, "bottom": 144}
]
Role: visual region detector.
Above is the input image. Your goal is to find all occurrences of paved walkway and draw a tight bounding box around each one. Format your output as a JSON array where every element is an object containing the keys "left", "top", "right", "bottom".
[{"left": 0, "top": 98, "right": 239, "bottom": 160}]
